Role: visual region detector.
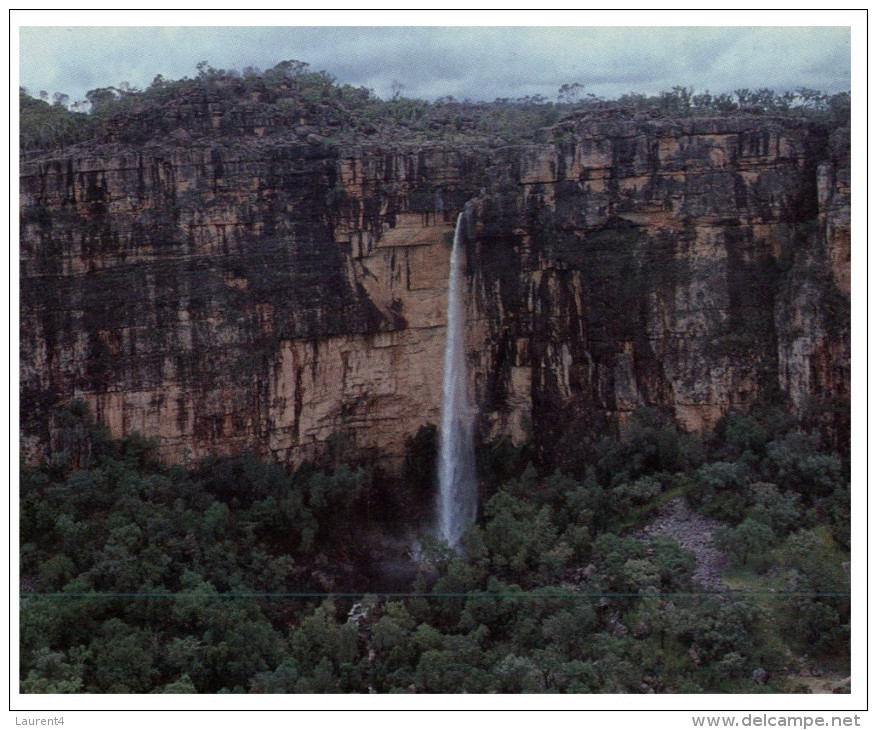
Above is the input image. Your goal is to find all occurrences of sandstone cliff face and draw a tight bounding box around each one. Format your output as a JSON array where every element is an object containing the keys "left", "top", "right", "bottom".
[
  {"left": 19, "top": 115, "right": 850, "bottom": 470},
  {"left": 20, "top": 140, "right": 487, "bottom": 468},
  {"left": 466, "top": 117, "right": 850, "bottom": 465}
]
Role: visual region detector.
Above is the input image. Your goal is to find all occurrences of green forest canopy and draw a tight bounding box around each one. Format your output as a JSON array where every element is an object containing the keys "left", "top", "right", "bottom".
[{"left": 20, "top": 400, "right": 850, "bottom": 693}]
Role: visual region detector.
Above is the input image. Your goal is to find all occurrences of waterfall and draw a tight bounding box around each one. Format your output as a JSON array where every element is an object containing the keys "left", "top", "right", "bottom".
[{"left": 436, "top": 208, "right": 477, "bottom": 548}]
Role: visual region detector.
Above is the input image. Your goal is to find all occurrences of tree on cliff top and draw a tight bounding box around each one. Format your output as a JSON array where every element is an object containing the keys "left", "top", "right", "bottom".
[
  {"left": 19, "top": 88, "right": 89, "bottom": 150},
  {"left": 19, "top": 59, "right": 851, "bottom": 154}
]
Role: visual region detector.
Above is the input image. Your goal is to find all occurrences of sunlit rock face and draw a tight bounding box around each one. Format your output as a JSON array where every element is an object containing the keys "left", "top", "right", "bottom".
[{"left": 19, "top": 115, "right": 849, "bottom": 470}]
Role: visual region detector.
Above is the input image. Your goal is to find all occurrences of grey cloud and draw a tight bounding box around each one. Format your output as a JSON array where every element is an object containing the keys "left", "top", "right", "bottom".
[{"left": 19, "top": 26, "right": 850, "bottom": 105}]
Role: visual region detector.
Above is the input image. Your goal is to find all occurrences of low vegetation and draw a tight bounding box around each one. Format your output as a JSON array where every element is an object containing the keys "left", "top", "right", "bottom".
[{"left": 20, "top": 60, "right": 850, "bottom": 158}]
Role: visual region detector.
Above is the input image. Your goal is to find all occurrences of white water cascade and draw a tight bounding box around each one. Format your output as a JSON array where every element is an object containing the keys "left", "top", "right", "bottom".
[{"left": 436, "top": 208, "right": 477, "bottom": 548}]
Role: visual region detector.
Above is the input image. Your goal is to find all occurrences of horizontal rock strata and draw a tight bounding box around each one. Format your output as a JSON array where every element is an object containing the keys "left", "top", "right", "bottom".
[{"left": 20, "top": 115, "right": 850, "bottom": 469}]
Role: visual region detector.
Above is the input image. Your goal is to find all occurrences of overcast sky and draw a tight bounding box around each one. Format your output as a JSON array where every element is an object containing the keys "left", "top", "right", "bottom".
[{"left": 16, "top": 12, "right": 853, "bottom": 106}]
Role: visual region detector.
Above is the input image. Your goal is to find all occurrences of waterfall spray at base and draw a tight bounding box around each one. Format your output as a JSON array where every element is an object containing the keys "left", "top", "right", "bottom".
[{"left": 436, "top": 208, "right": 477, "bottom": 548}]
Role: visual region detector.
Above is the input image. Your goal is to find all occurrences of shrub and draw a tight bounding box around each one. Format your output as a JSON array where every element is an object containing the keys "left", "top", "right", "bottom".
[
  {"left": 745, "top": 482, "right": 802, "bottom": 535},
  {"left": 764, "top": 433, "right": 845, "bottom": 497},
  {"left": 714, "top": 518, "right": 778, "bottom": 571},
  {"left": 687, "top": 461, "right": 749, "bottom": 521}
]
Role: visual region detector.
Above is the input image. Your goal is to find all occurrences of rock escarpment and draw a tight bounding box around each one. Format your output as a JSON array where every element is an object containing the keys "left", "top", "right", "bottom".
[
  {"left": 19, "top": 113, "right": 850, "bottom": 471},
  {"left": 466, "top": 116, "right": 850, "bottom": 466}
]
